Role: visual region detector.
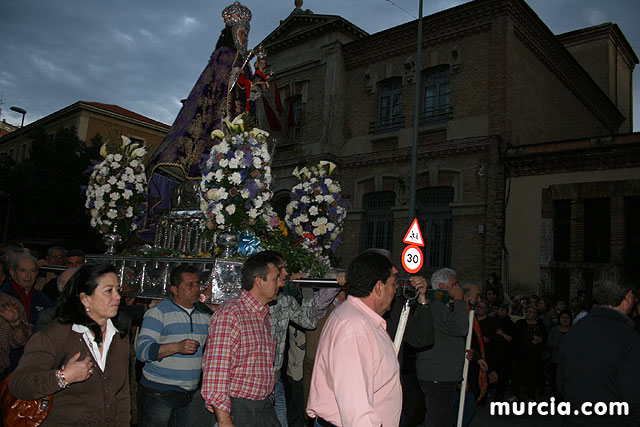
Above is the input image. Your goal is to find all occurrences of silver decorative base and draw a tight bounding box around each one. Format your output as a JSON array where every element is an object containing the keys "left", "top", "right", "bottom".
[
  {"left": 103, "top": 233, "right": 122, "bottom": 255},
  {"left": 87, "top": 254, "right": 243, "bottom": 304},
  {"left": 154, "top": 209, "right": 214, "bottom": 255},
  {"left": 218, "top": 230, "right": 238, "bottom": 258}
]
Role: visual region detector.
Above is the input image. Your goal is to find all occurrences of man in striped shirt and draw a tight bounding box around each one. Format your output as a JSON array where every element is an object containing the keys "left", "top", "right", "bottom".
[
  {"left": 136, "top": 265, "right": 213, "bottom": 427},
  {"left": 202, "top": 252, "right": 281, "bottom": 427}
]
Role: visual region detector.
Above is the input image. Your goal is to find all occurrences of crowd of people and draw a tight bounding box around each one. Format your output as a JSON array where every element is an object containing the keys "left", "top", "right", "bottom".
[{"left": 0, "top": 240, "right": 638, "bottom": 426}]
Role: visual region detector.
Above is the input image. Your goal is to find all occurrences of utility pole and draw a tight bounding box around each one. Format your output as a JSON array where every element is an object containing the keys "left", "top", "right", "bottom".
[{"left": 408, "top": 0, "right": 423, "bottom": 224}]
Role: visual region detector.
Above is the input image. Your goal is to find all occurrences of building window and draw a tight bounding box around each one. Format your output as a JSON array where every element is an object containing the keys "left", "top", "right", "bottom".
[
  {"left": 128, "top": 136, "right": 145, "bottom": 145},
  {"left": 553, "top": 200, "right": 571, "bottom": 262},
  {"left": 370, "top": 78, "right": 403, "bottom": 133},
  {"left": 363, "top": 191, "right": 395, "bottom": 252},
  {"left": 553, "top": 269, "right": 570, "bottom": 306},
  {"left": 625, "top": 196, "right": 640, "bottom": 264},
  {"left": 584, "top": 198, "right": 610, "bottom": 262},
  {"left": 379, "top": 79, "right": 402, "bottom": 121},
  {"left": 421, "top": 66, "right": 451, "bottom": 125},
  {"left": 285, "top": 94, "right": 303, "bottom": 140},
  {"left": 417, "top": 186, "right": 453, "bottom": 276}
]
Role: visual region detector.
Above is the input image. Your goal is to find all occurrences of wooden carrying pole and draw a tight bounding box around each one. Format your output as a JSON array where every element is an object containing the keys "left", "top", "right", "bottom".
[{"left": 457, "top": 310, "right": 475, "bottom": 427}]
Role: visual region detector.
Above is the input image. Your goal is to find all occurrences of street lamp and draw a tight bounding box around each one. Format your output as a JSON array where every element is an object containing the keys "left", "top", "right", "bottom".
[{"left": 10, "top": 106, "right": 27, "bottom": 147}]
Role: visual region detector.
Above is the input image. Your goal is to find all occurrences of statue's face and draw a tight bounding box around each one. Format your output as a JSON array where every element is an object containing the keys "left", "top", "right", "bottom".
[{"left": 236, "top": 26, "right": 248, "bottom": 48}]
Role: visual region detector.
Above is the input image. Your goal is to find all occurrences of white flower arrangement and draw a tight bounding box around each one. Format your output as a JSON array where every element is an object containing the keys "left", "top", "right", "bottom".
[
  {"left": 85, "top": 135, "right": 147, "bottom": 237},
  {"left": 199, "top": 114, "right": 274, "bottom": 233},
  {"left": 284, "top": 161, "right": 348, "bottom": 257}
]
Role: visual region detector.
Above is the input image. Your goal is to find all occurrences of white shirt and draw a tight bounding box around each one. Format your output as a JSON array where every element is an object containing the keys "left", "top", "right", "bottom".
[{"left": 72, "top": 319, "right": 117, "bottom": 372}]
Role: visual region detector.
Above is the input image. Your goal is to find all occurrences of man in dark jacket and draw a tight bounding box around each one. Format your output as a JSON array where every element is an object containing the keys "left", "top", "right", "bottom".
[
  {"left": 415, "top": 268, "right": 467, "bottom": 427},
  {"left": 2, "top": 253, "right": 54, "bottom": 370},
  {"left": 3, "top": 253, "right": 54, "bottom": 325},
  {"left": 557, "top": 264, "right": 640, "bottom": 426}
]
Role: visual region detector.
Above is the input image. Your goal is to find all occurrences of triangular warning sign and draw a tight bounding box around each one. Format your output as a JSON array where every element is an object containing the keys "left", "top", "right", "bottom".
[{"left": 402, "top": 218, "right": 425, "bottom": 247}]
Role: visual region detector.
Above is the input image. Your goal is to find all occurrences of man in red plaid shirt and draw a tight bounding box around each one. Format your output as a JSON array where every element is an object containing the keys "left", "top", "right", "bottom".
[{"left": 201, "top": 252, "right": 281, "bottom": 427}]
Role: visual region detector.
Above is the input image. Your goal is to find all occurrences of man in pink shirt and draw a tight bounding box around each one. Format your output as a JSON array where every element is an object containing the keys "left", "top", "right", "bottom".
[{"left": 306, "top": 251, "right": 401, "bottom": 426}]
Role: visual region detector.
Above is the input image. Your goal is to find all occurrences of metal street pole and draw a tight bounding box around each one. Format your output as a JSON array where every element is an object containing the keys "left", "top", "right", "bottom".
[
  {"left": 408, "top": 0, "right": 423, "bottom": 225},
  {"left": 408, "top": 0, "right": 423, "bottom": 224}
]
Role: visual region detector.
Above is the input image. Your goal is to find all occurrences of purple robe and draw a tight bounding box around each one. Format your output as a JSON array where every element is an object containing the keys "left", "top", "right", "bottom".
[
  {"left": 149, "top": 46, "right": 253, "bottom": 178},
  {"left": 139, "top": 46, "right": 255, "bottom": 241}
]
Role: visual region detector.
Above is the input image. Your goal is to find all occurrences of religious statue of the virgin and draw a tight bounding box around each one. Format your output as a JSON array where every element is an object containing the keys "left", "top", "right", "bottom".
[{"left": 140, "top": 1, "right": 269, "bottom": 240}]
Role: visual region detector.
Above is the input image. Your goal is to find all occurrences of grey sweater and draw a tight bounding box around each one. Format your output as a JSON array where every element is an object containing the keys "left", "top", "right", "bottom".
[{"left": 415, "top": 300, "right": 469, "bottom": 382}]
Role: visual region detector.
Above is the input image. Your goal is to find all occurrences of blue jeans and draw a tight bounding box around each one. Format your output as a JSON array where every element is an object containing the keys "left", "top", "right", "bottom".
[
  {"left": 274, "top": 378, "right": 288, "bottom": 426},
  {"left": 138, "top": 384, "right": 213, "bottom": 427}
]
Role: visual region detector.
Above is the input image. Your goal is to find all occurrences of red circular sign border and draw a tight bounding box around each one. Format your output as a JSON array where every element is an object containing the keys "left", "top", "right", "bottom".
[{"left": 401, "top": 244, "right": 424, "bottom": 274}]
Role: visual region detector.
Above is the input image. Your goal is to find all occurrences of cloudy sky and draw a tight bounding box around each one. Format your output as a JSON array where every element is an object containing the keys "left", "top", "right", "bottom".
[{"left": 1, "top": 0, "right": 639, "bottom": 131}]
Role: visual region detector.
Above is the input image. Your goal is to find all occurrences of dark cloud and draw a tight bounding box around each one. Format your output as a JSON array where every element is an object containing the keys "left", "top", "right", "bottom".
[{"left": 1, "top": 0, "right": 638, "bottom": 130}]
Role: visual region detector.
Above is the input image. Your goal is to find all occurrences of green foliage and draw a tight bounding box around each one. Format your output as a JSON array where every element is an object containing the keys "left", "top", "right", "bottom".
[
  {"left": 253, "top": 219, "right": 330, "bottom": 277},
  {"left": 1, "top": 126, "right": 102, "bottom": 250}
]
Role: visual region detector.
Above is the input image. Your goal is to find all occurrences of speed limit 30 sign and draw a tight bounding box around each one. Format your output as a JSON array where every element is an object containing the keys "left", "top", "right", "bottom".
[{"left": 401, "top": 244, "right": 424, "bottom": 274}]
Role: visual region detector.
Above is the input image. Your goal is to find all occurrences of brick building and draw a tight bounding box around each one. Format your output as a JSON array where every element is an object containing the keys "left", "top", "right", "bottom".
[
  {"left": 0, "top": 101, "right": 170, "bottom": 163},
  {"left": 0, "top": 120, "right": 19, "bottom": 137},
  {"left": 506, "top": 133, "right": 640, "bottom": 302},
  {"left": 260, "top": 0, "right": 638, "bottom": 297}
]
